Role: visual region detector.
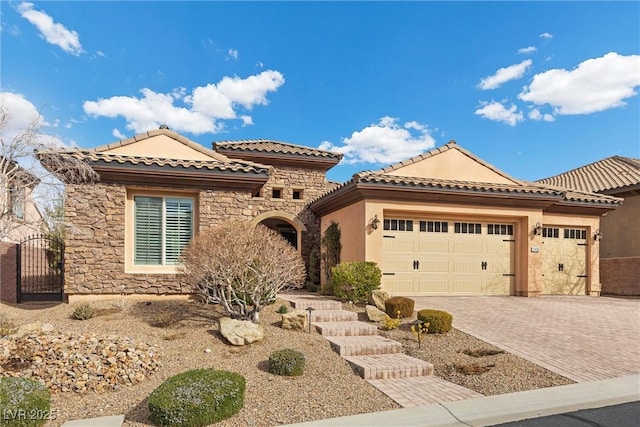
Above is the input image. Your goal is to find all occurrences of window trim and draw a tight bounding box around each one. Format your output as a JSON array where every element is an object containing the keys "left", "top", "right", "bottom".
[{"left": 125, "top": 189, "right": 198, "bottom": 274}]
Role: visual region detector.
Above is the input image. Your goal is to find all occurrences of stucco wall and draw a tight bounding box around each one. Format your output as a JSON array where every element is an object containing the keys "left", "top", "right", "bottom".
[
  {"left": 600, "top": 194, "right": 640, "bottom": 258},
  {"left": 600, "top": 257, "right": 640, "bottom": 296}
]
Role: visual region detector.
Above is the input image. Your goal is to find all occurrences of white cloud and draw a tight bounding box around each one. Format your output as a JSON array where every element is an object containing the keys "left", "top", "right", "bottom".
[
  {"left": 84, "top": 70, "right": 285, "bottom": 134},
  {"left": 256, "top": 61, "right": 264, "bottom": 68},
  {"left": 96, "top": 50, "right": 105, "bottom": 57},
  {"left": 478, "top": 60, "right": 532, "bottom": 90},
  {"left": 519, "top": 52, "right": 640, "bottom": 115},
  {"left": 112, "top": 129, "right": 127, "bottom": 139},
  {"left": 518, "top": 46, "right": 537, "bottom": 54},
  {"left": 318, "top": 117, "right": 436, "bottom": 165},
  {"left": 474, "top": 101, "right": 524, "bottom": 126},
  {"left": 539, "top": 32, "right": 553, "bottom": 39},
  {"left": 528, "top": 108, "right": 555, "bottom": 122},
  {"left": 227, "top": 49, "right": 238, "bottom": 60},
  {"left": 240, "top": 116, "right": 253, "bottom": 126},
  {"left": 17, "top": 2, "right": 83, "bottom": 55}
]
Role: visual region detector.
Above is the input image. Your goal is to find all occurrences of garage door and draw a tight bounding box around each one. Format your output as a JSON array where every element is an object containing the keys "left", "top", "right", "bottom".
[
  {"left": 382, "top": 218, "right": 515, "bottom": 296},
  {"left": 541, "top": 226, "right": 587, "bottom": 295}
]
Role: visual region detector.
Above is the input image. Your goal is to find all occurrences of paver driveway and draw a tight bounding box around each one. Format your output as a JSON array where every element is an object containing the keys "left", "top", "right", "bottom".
[{"left": 412, "top": 296, "right": 640, "bottom": 383}]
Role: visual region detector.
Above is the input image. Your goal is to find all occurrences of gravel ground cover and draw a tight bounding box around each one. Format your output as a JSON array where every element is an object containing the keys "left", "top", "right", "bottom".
[{"left": 1, "top": 296, "right": 574, "bottom": 426}]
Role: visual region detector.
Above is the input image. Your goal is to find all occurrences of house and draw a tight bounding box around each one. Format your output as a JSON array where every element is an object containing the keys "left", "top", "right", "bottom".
[
  {"left": 308, "top": 141, "right": 622, "bottom": 297},
  {"left": 36, "top": 128, "right": 340, "bottom": 300},
  {"left": 537, "top": 156, "right": 640, "bottom": 296},
  {"left": 37, "top": 129, "right": 621, "bottom": 302}
]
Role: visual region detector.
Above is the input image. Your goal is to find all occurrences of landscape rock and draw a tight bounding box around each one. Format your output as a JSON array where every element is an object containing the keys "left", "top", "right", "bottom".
[
  {"left": 41, "top": 323, "right": 54, "bottom": 332},
  {"left": 368, "top": 290, "right": 390, "bottom": 311},
  {"left": 219, "top": 317, "right": 264, "bottom": 346},
  {"left": 366, "top": 305, "right": 390, "bottom": 322},
  {"left": 281, "top": 310, "right": 308, "bottom": 330},
  {"left": 13, "top": 321, "right": 42, "bottom": 337}
]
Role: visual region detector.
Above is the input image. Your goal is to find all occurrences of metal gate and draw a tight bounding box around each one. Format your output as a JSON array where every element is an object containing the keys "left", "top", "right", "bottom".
[{"left": 17, "top": 234, "right": 64, "bottom": 302}]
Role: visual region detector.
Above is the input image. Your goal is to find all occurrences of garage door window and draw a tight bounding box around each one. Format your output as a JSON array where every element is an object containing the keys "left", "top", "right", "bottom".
[
  {"left": 419, "top": 220, "right": 448, "bottom": 233},
  {"left": 488, "top": 224, "right": 513, "bottom": 235},
  {"left": 383, "top": 219, "right": 413, "bottom": 231},
  {"left": 564, "top": 228, "right": 587, "bottom": 239},
  {"left": 543, "top": 227, "right": 559, "bottom": 238},
  {"left": 454, "top": 222, "right": 481, "bottom": 234}
]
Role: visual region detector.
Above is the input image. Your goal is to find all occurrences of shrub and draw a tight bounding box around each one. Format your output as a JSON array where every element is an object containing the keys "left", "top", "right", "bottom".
[
  {"left": 71, "top": 303, "right": 94, "bottom": 320},
  {"left": 182, "top": 221, "right": 306, "bottom": 323},
  {"left": 0, "top": 318, "right": 16, "bottom": 337},
  {"left": 277, "top": 304, "right": 289, "bottom": 314},
  {"left": 306, "top": 249, "right": 320, "bottom": 291},
  {"left": 0, "top": 377, "right": 51, "bottom": 427},
  {"left": 379, "top": 312, "right": 401, "bottom": 330},
  {"left": 321, "top": 222, "right": 341, "bottom": 290},
  {"left": 148, "top": 369, "right": 245, "bottom": 427},
  {"left": 417, "top": 309, "right": 453, "bottom": 334},
  {"left": 331, "top": 261, "right": 382, "bottom": 303},
  {"left": 384, "top": 296, "right": 415, "bottom": 318},
  {"left": 268, "top": 349, "right": 306, "bottom": 376}
]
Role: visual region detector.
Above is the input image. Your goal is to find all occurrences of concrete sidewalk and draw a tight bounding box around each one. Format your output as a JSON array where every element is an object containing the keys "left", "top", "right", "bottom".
[{"left": 283, "top": 375, "right": 640, "bottom": 427}]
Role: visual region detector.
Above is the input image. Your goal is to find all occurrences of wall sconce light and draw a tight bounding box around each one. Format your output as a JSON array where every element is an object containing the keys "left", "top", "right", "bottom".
[
  {"left": 533, "top": 222, "right": 543, "bottom": 236},
  {"left": 371, "top": 214, "right": 380, "bottom": 230},
  {"left": 594, "top": 229, "right": 603, "bottom": 241}
]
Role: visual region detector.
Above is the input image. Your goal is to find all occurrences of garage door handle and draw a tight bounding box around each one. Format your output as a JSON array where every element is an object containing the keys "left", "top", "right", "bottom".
[
  {"left": 412, "top": 260, "right": 420, "bottom": 270},
  {"left": 558, "top": 263, "right": 564, "bottom": 272},
  {"left": 481, "top": 261, "right": 487, "bottom": 270}
]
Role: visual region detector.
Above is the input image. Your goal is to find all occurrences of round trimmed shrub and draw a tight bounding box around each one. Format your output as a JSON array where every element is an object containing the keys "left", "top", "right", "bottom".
[
  {"left": 71, "top": 303, "right": 95, "bottom": 320},
  {"left": 148, "top": 369, "right": 245, "bottom": 427},
  {"left": 417, "top": 309, "right": 453, "bottom": 334},
  {"left": 384, "top": 296, "right": 415, "bottom": 318},
  {"left": 268, "top": 349, "right": 306, "bottom": 376},
  {"left": 331, "top": 261, "right": 382, "bottom": 303},
  {"left": 0, "top": 377, "right": 51, "bottom": 427}
]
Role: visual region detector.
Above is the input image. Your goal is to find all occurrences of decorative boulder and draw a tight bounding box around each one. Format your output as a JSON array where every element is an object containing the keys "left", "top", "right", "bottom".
[
  {"left": 366, "top": 305, "right": 390, "bottom": 322},
  {"left": 281, "top": 310, "right": 308, "bottom": 330},
  {"left": 368, "top": 290, "right": 390, "bottom": 311},
  {"left": 219, "top": 318, "right": 264, "bottom": 346},
  {"left": 14, "top": 321, "right": 42, "bottom": 337}
]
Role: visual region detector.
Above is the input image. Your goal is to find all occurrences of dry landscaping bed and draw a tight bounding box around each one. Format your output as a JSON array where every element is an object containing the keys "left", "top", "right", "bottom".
[{"left": 1, "top": 295, "right": 573, "bottom": 426}]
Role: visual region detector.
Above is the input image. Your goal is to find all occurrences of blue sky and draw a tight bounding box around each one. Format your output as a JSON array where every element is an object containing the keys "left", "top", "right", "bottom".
[{"left": 1, "top": 1, "right": 639, "bottom": 183}]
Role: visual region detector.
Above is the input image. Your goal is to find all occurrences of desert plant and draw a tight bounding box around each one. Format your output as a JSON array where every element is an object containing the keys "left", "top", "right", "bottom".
[
  {"left": 417, "top": 309, "right": 453, "bottom": 334},
  {"left": 148, "top": 369, "right": 245, "bottom": 427},
  {"left": 306, "top": 249, "right": 320, "bottom": 291},
  {"left": 330, "top": 261, "right": 382, "bottom": 303},
  {"left": 384, "top": 296, "right": 415, "bottom": 318},
  {"left": 276, "top": 304, "right": 289, "bottom": 314},
  {"left": 411, "top": 320, "right": 430, "bottom": 348},
  {"left": 462, "top": 348, "right": 504, "bottom": 358},
  {"left": 268, "top": 349, "right": 306, "bottom": 376},
  {"left": 71, "top": 303, "right": 94, "bottom": 320},
  {"left": 0, "top": 377, "right": 51, "bottom": 427},
  {"left": 0, "top": 317, "right": 16, "bottom": 337},
  {"left": 182, "top": 221, "right": 305, "bottom": 323},
  {"left": 379, "top": 311, "right": 402, "bottom": 331},
  {"left": 150, "top": 311, "right": 178, "bottom": 328},
  {"left": 321, "top": 222, "right": 341, "bottom": 288}
]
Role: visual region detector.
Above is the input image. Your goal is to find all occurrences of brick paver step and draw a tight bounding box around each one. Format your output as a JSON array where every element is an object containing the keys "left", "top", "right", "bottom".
[
  {"left": 367, "top": 376, "right": 483, "bottom": 408},
  {"left": 285, "top": 297, "right": 342, "bottom": 311},
  {"left": 326, "top": 335, "right": 403, "bottom": 356},
  {"left": 310, "top": 309, "right": 358, "bottom": 322},
  {"left": 344, "top": 353, "right": 434, "bottom": 380},
  {"left": 312, "top": 321, "right": 379, "bottom": 336}
]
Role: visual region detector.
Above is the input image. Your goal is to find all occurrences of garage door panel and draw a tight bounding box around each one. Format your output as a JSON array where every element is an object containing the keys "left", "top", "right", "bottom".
[
  {"left": 417, "top": 279, "right": 449, "bottom": 293},
  {"left": 453, "top": 240, "right": 483, "bottom": 254},
  {"left": 417, "top": 239, "right": 449, "bottom": 253},
  {"left": 542, "top": 227, "right": 587, "bottom": 295}
]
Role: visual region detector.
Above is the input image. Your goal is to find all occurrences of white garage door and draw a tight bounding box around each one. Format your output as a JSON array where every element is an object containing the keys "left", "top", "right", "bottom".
[
  {"left": 541, "top": 226, "right": 587, "bottom": 295},
  {"left": 382, "top": 218, "right": 515, "bottom": 296}
]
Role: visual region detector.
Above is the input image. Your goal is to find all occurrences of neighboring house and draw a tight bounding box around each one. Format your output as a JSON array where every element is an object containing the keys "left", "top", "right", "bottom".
[
  {"left": 38, "top": 128, "right": 340, "bottom": 299},
  {"left": 308, "top": 141, "right": 621, "bottom": 297},
  {"left": 39, "top": 129, "right": 621, "bottom": 302},
  {"left": 538, "top": 156, "right": 640, "bottom": 296}
]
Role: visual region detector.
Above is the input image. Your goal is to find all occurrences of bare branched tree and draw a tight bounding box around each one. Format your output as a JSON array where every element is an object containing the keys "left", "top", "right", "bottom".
[
  {"left": 181, "top": 221, "right": 306, "bottom": 323},
  {"left": 0, "top": 104, "right": 97, "bottom": 242}
]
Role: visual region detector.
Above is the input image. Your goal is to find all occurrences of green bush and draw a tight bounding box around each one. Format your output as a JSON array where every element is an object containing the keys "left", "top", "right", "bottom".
[
  {"left": 417, "top": 309, "right": 453, "bottom": 334},
  {"left": 384, "top": 296, "right": 415, "bottom": 318},
  {"left": 71, "top": 303, "right": 95, "bottom": 320},
  {"left": 148, "top": 369, "right": 245, "bottom": 427},
  {"left": 330, "top": 261, "right": 382, "bottom": 303},
  {"left": 268, "top": 349, "right": 306, "bottom": 376},
  {"left": 0, "top": 377, "right": 51, "bottom": 427},
  {"left": 277, "top": 304, "right": 289, "bottom": 314}
]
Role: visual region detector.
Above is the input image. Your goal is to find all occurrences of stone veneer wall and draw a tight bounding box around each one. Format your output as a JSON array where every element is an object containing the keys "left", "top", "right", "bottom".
[
  {"left": 0, "top": 242, "right": 18, "bottom": 303},
  {"left": 63, "top": 164, "right": 335, "bottom": 296}
]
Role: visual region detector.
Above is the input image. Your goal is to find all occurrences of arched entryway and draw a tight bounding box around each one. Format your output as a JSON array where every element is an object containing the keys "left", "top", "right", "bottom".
[{"left": 252, "top": 211, "right": 306, "bottom": 253}]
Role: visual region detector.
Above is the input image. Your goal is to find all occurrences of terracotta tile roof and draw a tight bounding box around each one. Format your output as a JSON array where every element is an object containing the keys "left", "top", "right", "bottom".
[
  {"left": 213, "top": 139, "right": 343, "bottom": 160},
  {"left": 49, "top": 150, "right": 270, "bottom": 175},
  {"left": 376, "top": 140, "right": 522, "bottom": 184},
  {"left": 537, "top": 156, "right": 640, "bottom": 194}
]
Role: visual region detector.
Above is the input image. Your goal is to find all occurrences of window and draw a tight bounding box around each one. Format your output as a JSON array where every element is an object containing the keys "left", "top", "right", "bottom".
[
  {"left": 383, "top": 218, "right": 413, "bottom": 231},
  {"left": 487, "top": 223, "right": 513, "bottom": 235},
  {"left": 272, "top": 188, "right": 282, "bottom": 199},
  {"left": 564, "top": 228, "right": 587, "bottom": 240},
  {"left": 454, "top": 222, "right": 482, "bottom": 234},
  {"left": 542, "top": 227, "right": 559, "bottom": 238},
  {"left": 134, "top": 196, "right": 193, "bottom": 266},
  {"left": 9, "top": 186, "right": 25, "bottom": 220},
  {"left": 419, "top": 221, "right": 448, "bottom": 233},
  {"left": 292, "top": 189, "right": 303, "bottom": 200}
]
